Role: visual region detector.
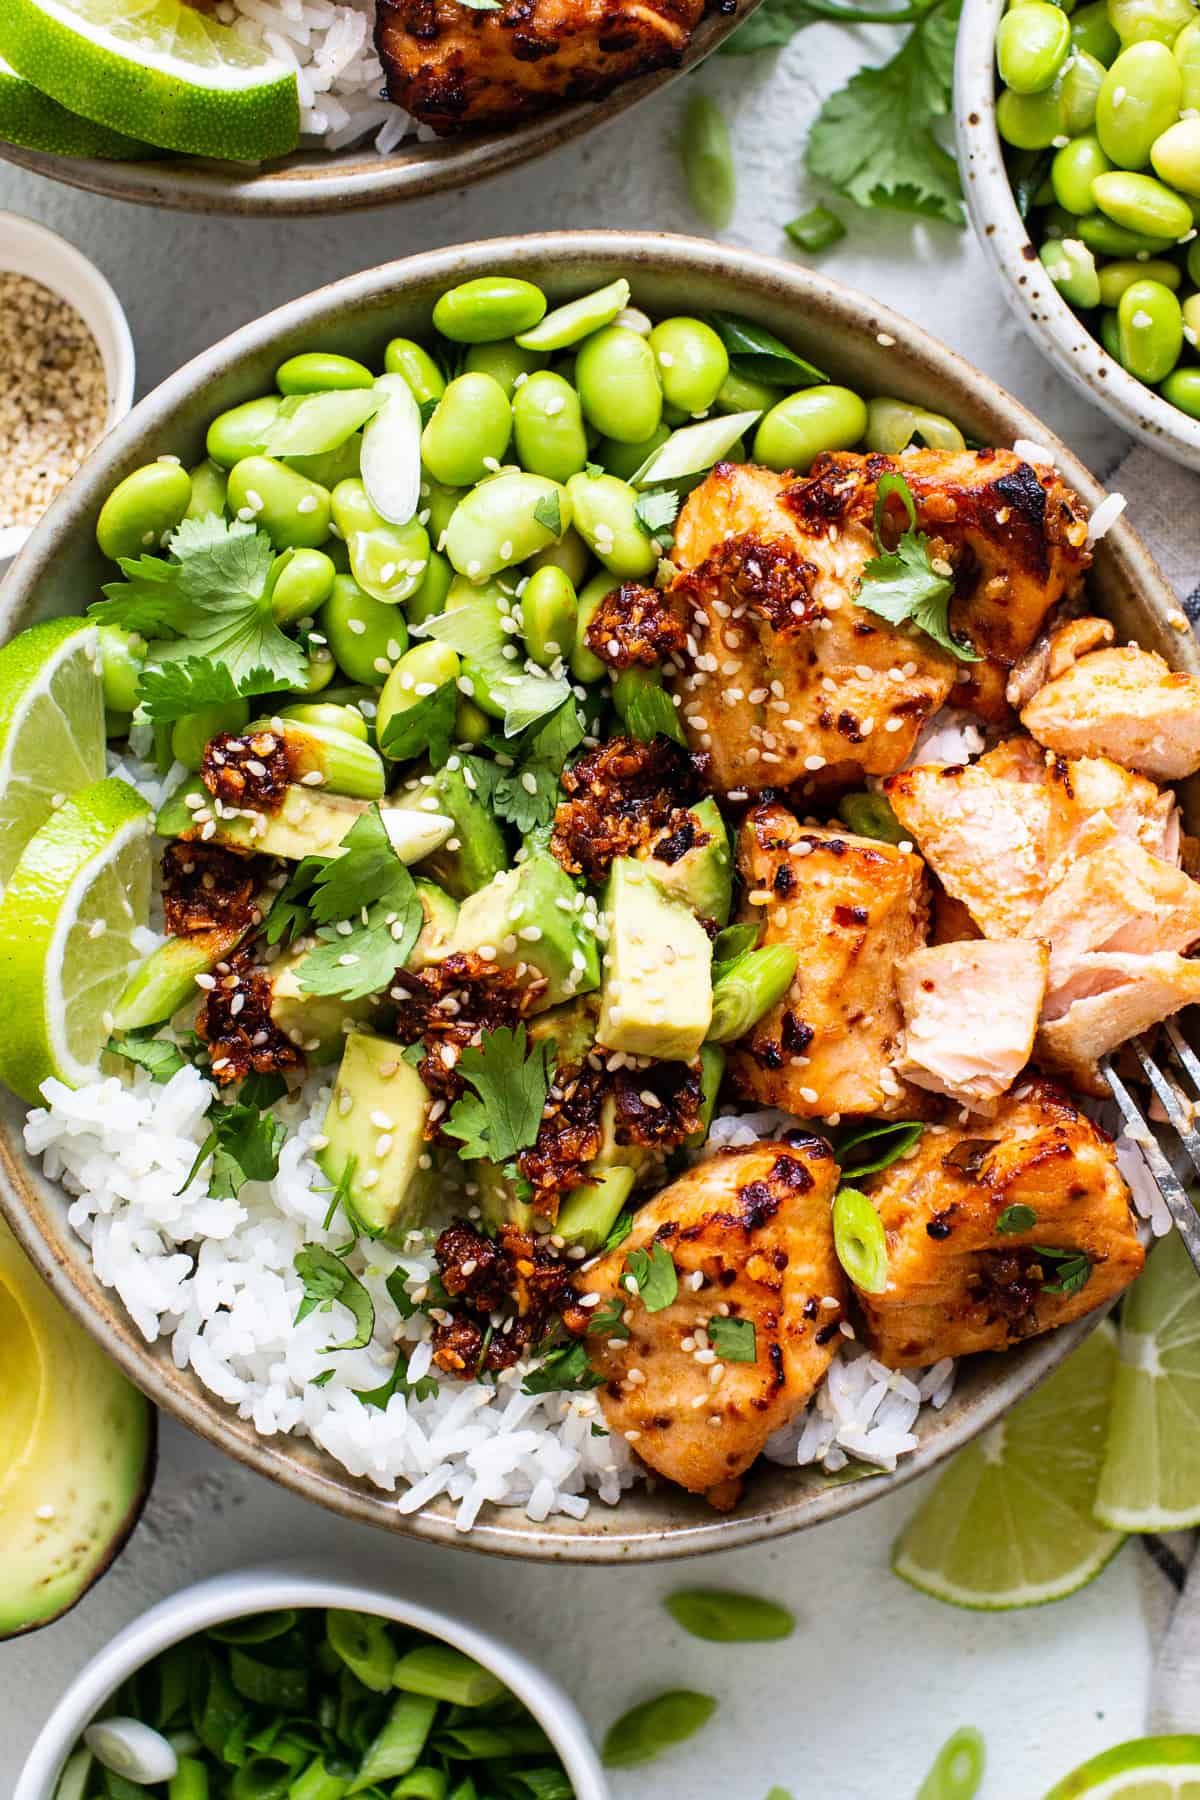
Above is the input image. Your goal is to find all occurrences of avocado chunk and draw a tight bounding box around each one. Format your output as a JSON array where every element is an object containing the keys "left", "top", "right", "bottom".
[
  {"left": 113, "top": 920, "right": 254, "bottom": 1032},
  {"left": 527, "top": 994, "right": 599, "bottom": 1074},
  {"left": 390, "top": 766, "right": 508, "bottom": 899},
  {"left": 0, "top": 1216, "right": 154, "bottom": 1639},
  {"left": 157, "top": 777, "right": 453, "bottom": 866},
  {"left": 268, "top": 943, "right": 379, "bottom": 1061},
  {"left": 640, "top": 796, "right": 732, "bottom": 926},
  {"left": 450, "top": 851, "right": 599, "bottom": 1009},
  {"left": 316, "top": 1032, "right": 433, "bottom": 1235},
  {"left": 598, "top": 857, "right": 712, "bottom": 1060},
  {"left": 475, "top": 1157, "right": 534, "bottom": 1235},
  {"left": 409, "top": 879, "right": 459, "bottom": 971},
  {"left": 556, "top": 1165, "right": 637, "bottom": 1251}
]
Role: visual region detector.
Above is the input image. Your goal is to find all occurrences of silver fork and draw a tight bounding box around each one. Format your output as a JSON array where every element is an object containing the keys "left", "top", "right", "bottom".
[{"left": 1102, "top": 1019, "right": 1200, "bottom": 1275}]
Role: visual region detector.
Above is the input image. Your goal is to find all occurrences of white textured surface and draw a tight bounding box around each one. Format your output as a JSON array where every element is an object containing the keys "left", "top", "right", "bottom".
[{"left": 0, "top": 20, "right": 1149, "bottom": 1796}]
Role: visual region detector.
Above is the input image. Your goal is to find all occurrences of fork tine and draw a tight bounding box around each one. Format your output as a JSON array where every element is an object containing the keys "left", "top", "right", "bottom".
[
  {"left": 1165, "top": 1017, "right": 1200, "bottom": 1093},
  {"left": 1129, "top": 1034, "right": 1200, "bottom": 1181},
  {"left": 1103, "top": 1056, "right": 1200, "bottom": 1277}
]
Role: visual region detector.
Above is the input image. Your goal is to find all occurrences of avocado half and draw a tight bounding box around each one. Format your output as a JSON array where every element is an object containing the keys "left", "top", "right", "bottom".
[{"left": 0, "top": 1215, "right": 155, "bottom": 1639}]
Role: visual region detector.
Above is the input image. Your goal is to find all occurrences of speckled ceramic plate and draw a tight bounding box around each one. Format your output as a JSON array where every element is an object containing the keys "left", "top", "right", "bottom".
[
  {"left": 955, "top": 0, "right": 1200, "bottom": 471},
  {"left": 0, "top": 232, "right": 1187, "bottom": 1561},
  {"left": 0, "top": 5, "right": 754, "bottom": 217}
]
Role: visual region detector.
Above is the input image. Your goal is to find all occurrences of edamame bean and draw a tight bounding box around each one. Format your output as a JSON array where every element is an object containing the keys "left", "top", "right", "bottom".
[
  {"left": 1040, "top": 236, "right": 1102, "bottom": 305},
  {"left": 521, "top": 566, "right": 578, "bottom": 668},
  {"left": 565, "top": 471, "right": 658, "bottom": 578},
  {"left": 455, "top": 696, "right": 492, "bottom": 743},
  {"left": 1097, "top": 255, "right": 1183, "bottom": 301},
  {"left": 406, "top": 548, "right": 454, "bottom": 626},
  {"left": 96, "top": 624, "right": 144, "bottom": 715},
  {"left": 1078, "top": 209, "right": 1177, "bottom": 251},
  {"left": 1109, "top": 0, "right": 1195, "bottom": 44},
  {"left": 463, "top": 339, "right": 549, "bottom": 397},
  {"left": 714, "top": 369, "right": 779, "bottom": 415},
  {"left": 753, "top": 385, "right": 868, "bottom": 472},
  {"left": 574, "top": 327, "right": 663, "bottom": 443},
  {"left": 444, "top": 470, "right": 571, "bottom": 579},
  {"left": 1175, "top": 16, "right": 1200, "bottom": 106},
  {"left": 420, "top": 373, "right": 512, "bottom": 486},
  {"left": 571, "top": 572, "right": 619, "bottom": 683},
  {"left": 281, "top": 702, "right": 369, "bottom": 740},
  {"left": 185, "top": 458, "right": 228, "bottom": 522},
  {"left": 1189, "top": 237, "right": 1200, "bottom": 281},
  {"left": 320, "top": 574, "right": 410, "bottom": 685},
  {"left": 864, "top": 397, "right": 966, "bottom": 453},
  {"left": 1052, "top": 132, "right": 1113, "bottom": 212},
  {"left": 648, "top": 318, "right": 730, "bottom": 415},
  {"left": 383, "top": 338, "right": 446, "bottom": 408},
  {"left": 515, "top": 277, "right": 631, "bottom": 351},
  {"left": 432, "top": 277, "right": 547, "bottom": 344},
  {"left": 269, "top": 547, "right": 337, "bottom": 624},
  {"left": 276, "top": 352, "right": 374, "bottom": 394},
  {"left": 997, "top": 1, "right": 1072, "bottom": 91},
  {"left": 1041, "top": 201, "right": 1080, "bottom": 237},
  {"left": 284, "top": 433, "right": 362, "bottom": 492},
  {"left": 172, "top": 699, "right": 250, "bottom": 772},
  {"left": 1071, "top": 0, "right": 1121, "bottom": 62},
  {"left": 1100, "top": 304, "right": 1125, "bottom": 357},
  {"left": 595, "top": 424, "right": 672, "bottom": 482},
  {"left": 377, "top": 643, "right": 463, "bottom": 748},
  {"left": 1062, "top": 47, "right": 1108, "bottom": 129},
  {"left": 511, "top": 371, "right": 589, "bottom": 482},
  {"left": 1096, "top": 41, "right": 1182, "bottom": 167},
  {"left": 422, "top": 477, "right": 463, "bottom": 544},
  {"left": 1182, "top": 290, "right": 1200, "bottom": 337},
  {"left": 331, "top": 479, "right": 431, "bottom": 605},
  {"left": 1151, "top": 115, "right": 1200, "bottom": 191},
  {"left": 1161, "top": 364, "right": 1200, "bottom": 411},
  {"left": 96, "top": 460, "right": 193, "bottom": 561},
  {"left": 1117, "top": 275, "right": 1184, "bottom": 377},
  {"left": 227, "top": 456, "right": 332, "bottom": 551},
  {"left": 289, "top": 648, "right": 336, "bottom": 696},
  {"left": 206, "top": 395, "right": 282, "bottom": 469},
  {"left": 997, "top": 79, "right": 1066, "bottom": 148},
  {"left": 1092, "top": 167, "right": 1194, "bottom": 235},
  {"left": 528, "top": 525, "right": 591, "bottom": 586}
]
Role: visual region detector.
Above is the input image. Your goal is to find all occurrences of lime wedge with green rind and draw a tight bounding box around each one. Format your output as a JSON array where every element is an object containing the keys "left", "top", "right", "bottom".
[
  {"left": 1094, "top": 1227, "right": 1200, "bottom": 1531},
  {"left": 0, "top": 51, "right": 149, "bottom": 157},
  {"left": 892, "top": 1323, "right": 1125, "bottom": 1609},
  {"left": 0, "top": 0, "right": 300, "bottom": 162},
  {"left": 1042, "top": 1734, "right": 1200, "bottom": 1798},
  {"left": 0, "top": 617, "right": 106, "bottom": 888},
  {"left": 0, "top": 776, "right": 151, "bottom": 1103}
]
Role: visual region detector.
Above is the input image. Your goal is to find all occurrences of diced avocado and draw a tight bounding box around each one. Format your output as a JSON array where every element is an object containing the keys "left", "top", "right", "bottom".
[
  {"left": 556, "top": 1165, "right": 637, "bottom": 1252},
  {"left": 475, "top": 1158, "right": 534, "bottom": 1235},
  {"left": 113, "top": 924, "right": 252, "bottom": 1032},
  {"left": 268, "top": 943, "right": 378, "bottom": 1061},
  {"left": 450, "top": 851, "right": 599, "bottom": 1009},
  {"left": 598, "top": 858, "right": 712, "bottom": 1060},
  {"left": 640, "top": 796, "right": 732, "bottom": 926},
  {"left": 0, "top": 1216, "right": 154, "bottom": 1639},
  {"left": 408, "top": 879, "right": 459, "bottom": 971},
  {"left": 527, "top": 994, "right": 599, "bottom": 1074},
  {"left": 157, "top": 778, "right": 453, "bottom": 866},
  {"left": 592, "top": 1091, "right": 655, "bottom": 1179},
  {"left": 316, "top": 1032, "right": 432, "bottom": 1235},
  {"left": 391, "top": 766, "right": 508, "bottom": 899}
]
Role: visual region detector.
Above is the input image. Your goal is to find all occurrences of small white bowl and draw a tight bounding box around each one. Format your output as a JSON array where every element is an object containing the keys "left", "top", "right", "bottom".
[
  {"left": 954, "top": 0, "right": 1200, "bottom": 470},
  {"left": 14, "top": 1564, "right": 609, "bottom": 1800},
  {"left": 0, "top": 211, "right": 135, "bottom": 566}
]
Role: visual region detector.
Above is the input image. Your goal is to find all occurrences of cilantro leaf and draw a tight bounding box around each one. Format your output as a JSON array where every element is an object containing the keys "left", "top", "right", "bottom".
[
  {"left": 378, "top": 679, "right": 458, "bottom": 769},
  {"left": 633, "top": 489, "right": 682, "bottom": 541},
  {"left": 136, "top": 655, "right": 281, "bottom": 724},
  {"left": 587, "top": 1297, "right": 631, "bottom": 1341},
  {"left": 292, "top": 806, "right": 425, "bottom": 1000},
  {"left": 708, "top": 1316, "right": 757, "bottom": 1363},
  {"left": 443, "top": 1024, "right": 555, "bottom": 1165},
  {"left": 1035, "top": 1246, "right": 1091, "bottom": 1297},
  {"left": 720, "top": 0, "right": 826, "bottom": 52},
  {"left": 522, "top": 1339, "right": 604, "bottom": 1396},
  {"left": 293, "top": 1244, "right": 375, "bottom": 1350},
  {"left": 353, "top": 1346, "right": 439, "bottom": 1408},
  {"left": 533, "top": 491, "right": 562, "bottom": 534},
  {"left": 306, "top": 806, "right": 411, "bottom": 926},
  {"left": 417, "top": 606, "right": 571, "bottom": 737},
  {"left": 706, "top": 311, "right": 827, "bottom": 388},
  {"left": 182, "top": 1094, "right": 286, "bottom": 1199},
  {"left": 624, "top": 1243, "right": 678, "bottom": 1313},
  {"left": 806, "top": 0, "right": 964, "bottom": 226},
  {"left": 855, "top": 471, "right": 979, "bottom": 660},
  {"left": 106, "top": 1030, "right": 189, "bottom": 1083},
  {"left": 491, "top": 698, "right": 584, "bottom": 832},
  {"left": 265, "top": 855, "right": 325, "bottom": 947},
  {"left": 997, "top": 1203, "right": 1037, "bottom": 1235},
  {"left": 616, "top": 673, "right": 686, "bottom": 747},
  {"left": 603, "top": 1207, "right": 637, "bottom": 1253}
]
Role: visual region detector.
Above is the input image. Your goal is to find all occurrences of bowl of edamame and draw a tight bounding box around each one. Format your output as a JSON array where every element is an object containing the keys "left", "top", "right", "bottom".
[
  {"left": 957, "top": 0, "right": 1200, "bottom": 466},
  {"left": 0, "top": 231, "right": 1183, "bottom": 1564}
]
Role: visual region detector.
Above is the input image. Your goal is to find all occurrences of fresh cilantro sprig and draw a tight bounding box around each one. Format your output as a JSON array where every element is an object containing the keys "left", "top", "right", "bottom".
[
  {"left": 378, "top": 679, "right": 459, "bottom": 769},
  {"left": 106, "top": 1030, "right": 191, "bottom": 1083},
  {"left": 415, "top": 604, "right": 571, "bottom": 737},
  {"left": 292, "top": 807, "right": 425, "bottom": 1002},
  {"left": 855, "top": 471, "right": 979, "bottom": 661},
  {"left": 624, "top": 1243, "right": 678, "bottom": 1313},
  {"left": 489, "top": 699, "right": 584, "bottom": 834},
  {"left": 354, "top": 1346, "right": 439, "bottom": 1407},
  {"left": 587, "top": 1297, "right": 631, "bottom": 1341},
  {"left": 1035, "top": 1246, "right": 1091, "bottom": 1298},
  {"left": 180, "top": 1090, "right": 287, "bottom": 1200},
  {"left": 294, "top": 1244, "right": 375, "bottom": 1351},
  {"left": 997, "top": 1203, "right": 1037, "bottom": 1236},
  {"left": 443, "top": 1024, "right": 556, "bottom": 1165},
  {"left": 522, "top": 1339, "right": 604, "bottom": 1396}
]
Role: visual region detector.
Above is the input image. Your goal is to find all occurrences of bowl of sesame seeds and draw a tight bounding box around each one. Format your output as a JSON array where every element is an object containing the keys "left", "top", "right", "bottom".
[{"left": 0, "top": 212, "right": 134, "bottom": 567}]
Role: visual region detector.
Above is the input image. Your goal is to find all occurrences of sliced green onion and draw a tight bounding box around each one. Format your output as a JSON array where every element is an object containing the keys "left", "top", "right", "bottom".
[
  {"left": 785, "top": 206, "right": 846, "bottom": 253},
  {"left": 209, "top": 1613, "right": 299, "bottom": 1647},
  {"left": 391, "top": 1645, "right": 506, "bottom": 1709},
  {"left": 602, "top": 1691, "right": 718, "bottom": 1769},
  {"left": 85, "top": 1719, "right": 179, "bottom": 1785},
  {"left": 288, "top": 1759, "right": 352, "bottom": 1800},
  {"left": 101, "top": 1775, "right": 155, "bottom": 1800},
  {"left": 833, "top": 1186, "right": 889, "bottom": 1294},
  {"left": 632, "top": 410, "right": 761, "bottom": 486},
  {"left": 325, "top": 1611, "right": 397, "bottom": 1694},
  {"left": 515, "top": 278, "right": 631, "bottom": 350},
  {"left": 706, "top": 944, "right": 797, "bottom": 1043},
  {"left": 228, "top": 1648, "right": 308, "bottom": 1711},
  {"left": 766, "top": 1790, "right": 796, "bottom": 1800},
  {"left": 263, "top": 391, "right": 381, "bottom": 459},
  {"left": 168, "top": 1758, "right": 211, "bottom": 1800},
  {"left": 916, "top": 1727, "right": 986, "bottom": 1800},
  {"left": 153, "top": 1643, "right": 195, "bottom": 1729},
  {"left": 350, "top": 1694, "right": 438, "bottom": 1790},
  {"left": 681, "top": 92, "right": 736, "bottom": 230},
  {"left": 510, "top": 1771, "right": 574, "bottom": 1800},
  {"left": 53, "top": 1749, "right": 93, "bottom": 1800},
  {"left": 665, "top": 1589, "right": 795, "bottom": 1642},
  {"left": 865, "top": 396, "right": 965, "bottom": 455},
  {"left": 433, "top": 1723, "right": 552, "bottom": 1758},
  {"left": 838, "top": 790, "right": 905, "bottom": 844},
  {"left": 231, "top": 1754, "right": 305, "bottom": 1800},
  {"left": 447, "top": 1780, "right": 479, "bottom": 1800},
  {"left": 835, "top": 1119, "right": 923, "bottom": 1180},
  {"left": 392, "top": 1769, "right": 448, "bottom": 1799}
]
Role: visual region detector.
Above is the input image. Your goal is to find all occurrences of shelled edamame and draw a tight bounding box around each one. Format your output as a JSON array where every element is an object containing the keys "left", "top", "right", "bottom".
[{"left": 996, "top": 0, "right": 1200, "bottom": 416}]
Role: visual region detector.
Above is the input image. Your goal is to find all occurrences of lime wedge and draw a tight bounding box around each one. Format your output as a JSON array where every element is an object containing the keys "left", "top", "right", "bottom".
[
  {"left": 892, "top": 1324, "right": 1125, "bottom": 1609},
  {"left": 1094, "top": 1228, "right": 1200, "bottom": 1531},
  {"left": 0, "top": 0, "right": 300, "bottom": 161},
  {"left": 0, "top": 51, "right": 148, "bottom": 156},
  {"left": 0, "top": 617, "right": 106, "bottom": 888},
  {"left": 0, "top": 776, "right": 151, "bottom": 1103},
  {"left": 1043, "top": 1734, "right": 1200, "bottom": 1798}
]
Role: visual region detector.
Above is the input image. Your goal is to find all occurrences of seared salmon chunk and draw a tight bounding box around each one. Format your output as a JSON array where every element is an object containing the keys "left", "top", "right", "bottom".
[
  {"left": 1021, "top": 644, "right": 1200, "bottom": 782},
  {"left": 896, "top": 940, "right": 1048, "bottom": 1107}
]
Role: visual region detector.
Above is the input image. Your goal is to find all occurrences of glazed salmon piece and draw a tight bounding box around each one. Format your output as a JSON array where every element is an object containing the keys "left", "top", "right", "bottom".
[
  {"left": 1021, "top": 644, "right": 1200, "bottom": 782},
  {"left": 855, "top": 1082, "right": 1144, "bottom": 1366},
  {"left": 1038, "top": 954, "right": 1200, "bottom": 1092},
  {"left": 896, "top": 940, "right": 1048, "bottom": 1106},
  {"left": 562, "top": 1139, "right": 845, "bottom": 1508},
  {"left": 1005, "top": 613, "right": 1115, "bottom": 710},
  {"left": 727, "top": 803, "right": 928, "bottom": 1118}
]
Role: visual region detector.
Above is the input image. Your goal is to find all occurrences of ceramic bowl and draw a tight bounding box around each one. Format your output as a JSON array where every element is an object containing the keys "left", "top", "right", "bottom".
[
  {"left": 954, "top": 0, "right": 1200, "bottom": 470},
  {"left": 0, "top": 230, "right": 1186, "bottom": 1562},
  {"left": 13, "top": 1565, "right": 609, "bottom": 1800},
  {"left": 0, "top": 3, "right": 754, "bottom": 218},
  {"left": 0, "top": 211, "right": 135, "bottom": 566}
]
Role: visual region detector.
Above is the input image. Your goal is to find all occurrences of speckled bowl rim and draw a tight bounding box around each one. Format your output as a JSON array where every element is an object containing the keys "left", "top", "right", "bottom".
[
  {"left": 954, "top": 0, "right": 1200, "bottom": 472},
  {"left": 0, "top": 230, "right": 1186, "bottom": 1562},
  {"left": 0, "top": 2, "right": 755, "bottom": 219}
]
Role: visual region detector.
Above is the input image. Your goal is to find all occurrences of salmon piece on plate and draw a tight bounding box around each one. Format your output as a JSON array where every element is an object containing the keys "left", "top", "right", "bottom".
[
  {"left": 896, "top": 940, "right": 1048, "bottom": 1107},
  {"left": 1021, "top": 644, "right": 1200, "bottom": 781}
]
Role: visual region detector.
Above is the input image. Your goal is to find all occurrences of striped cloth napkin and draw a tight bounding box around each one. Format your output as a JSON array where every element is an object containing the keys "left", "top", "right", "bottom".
[{"left": 1104, "top": 442, "right": 1200, "bottom": 1729}]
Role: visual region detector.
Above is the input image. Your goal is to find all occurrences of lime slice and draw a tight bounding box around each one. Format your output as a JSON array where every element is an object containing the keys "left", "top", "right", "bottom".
[
  {"left": 1094, "top": 1227, "right": 1200, "bottom": 1531},
  {"left": 0, "top": 617, "right": 106, "bottom": 889},
  {"left": 0, "top": 776, "right": 151, "bottom": 1103},
  {"left": 0, "top": 51, "right": 148, "bottom": 156},
  {"left": 1042, "top": 1734, "right": 1200, "bottom": 1798},
  {"left": 892, "top": 1323, "right": 1125, "bottom": 1609},
  {"left": 0, "top": 0, "right": 300, "bottom": 162}
]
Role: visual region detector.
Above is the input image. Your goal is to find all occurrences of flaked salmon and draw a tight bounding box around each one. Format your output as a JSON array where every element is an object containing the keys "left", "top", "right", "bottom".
[
  {"left": 896, "top": 940, "right": 1048, "bottom": 1106},
  {"left": 1022, "top": 644, "right": 1200, "bottom": 781}
]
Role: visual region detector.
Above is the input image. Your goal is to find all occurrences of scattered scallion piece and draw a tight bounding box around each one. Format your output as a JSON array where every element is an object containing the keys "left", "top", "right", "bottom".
[
  {"left": 665, "top": 1588, "right": 795, "bottom": 1642},
  {"left": 351, "top": 1693, "right": 438, "bottom": 1790},
  {"left": 838, "top": 790, "right": 905, "bottom": 844},
  {"left": 391, "top": 1644, "right": 506, "bottom": 1709},
  {"left": 833, "top": 1185, "right": 889, "bottom": 1294},
  {"left": 785, "top": 206, "right": 846, "bottom": 252},
  {"left": 916, "top": 1726, "right": 986, "bottom": 1800},
  {"left": 325, "top": 1610, "right": 396, "bottom": 1693},
  {"left": 84, "top": 1718, "right": 179, "bottom": 1785},
  {"left": 602, "top": 1690, "right": 718, "bottom": 1768},
  {"left": 681, "top": 92, "right": 736, "bottom": 230}
]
